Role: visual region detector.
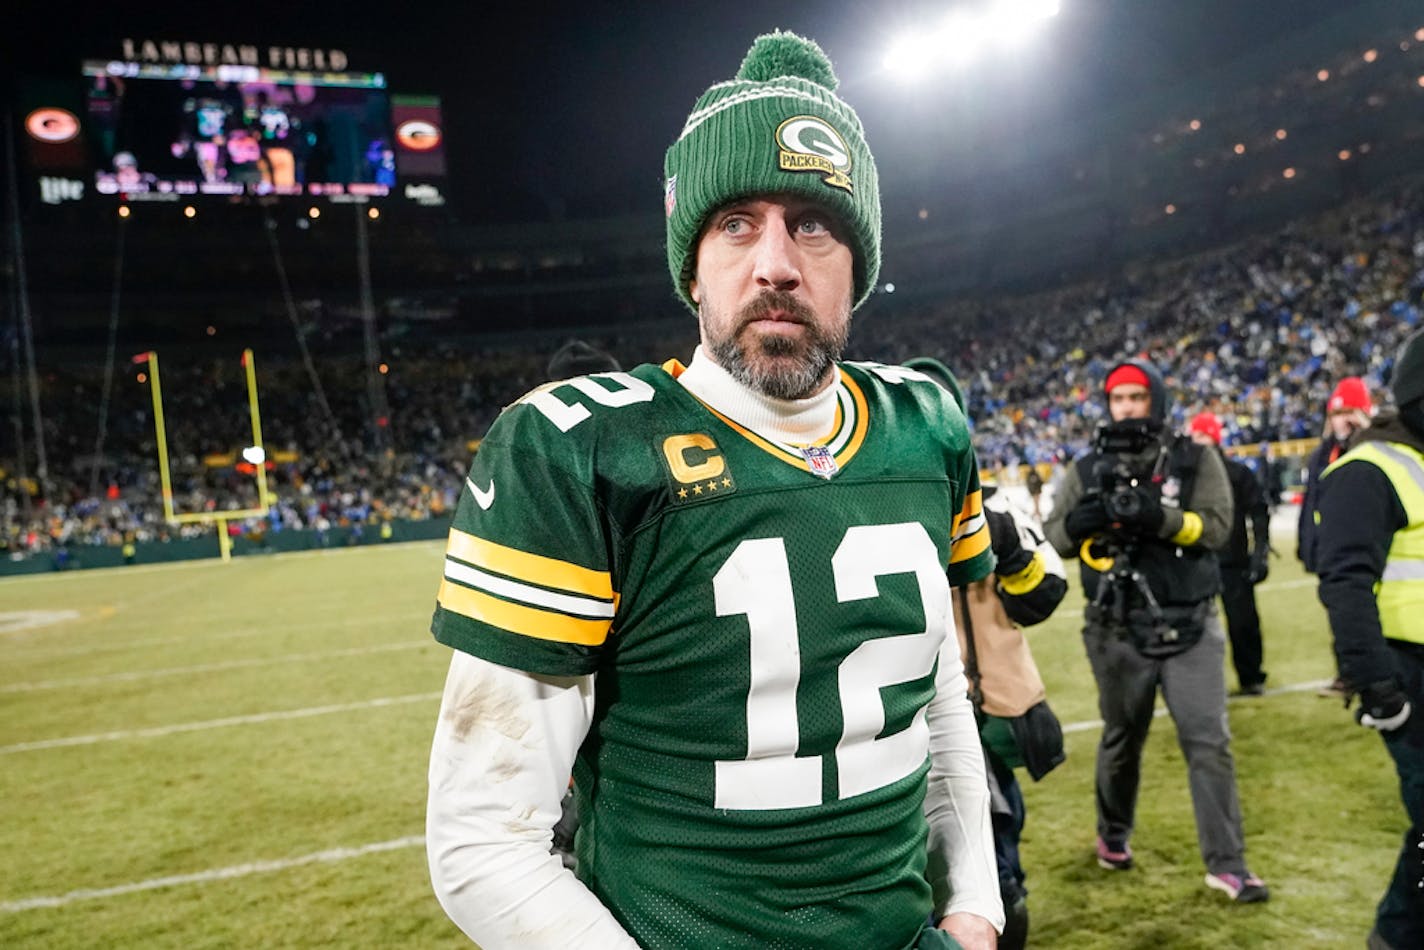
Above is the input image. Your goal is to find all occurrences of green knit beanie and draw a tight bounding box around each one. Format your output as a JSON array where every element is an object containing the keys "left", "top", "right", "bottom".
[{"left": 663, "top": 30, "right": 881, "bottom": 313}]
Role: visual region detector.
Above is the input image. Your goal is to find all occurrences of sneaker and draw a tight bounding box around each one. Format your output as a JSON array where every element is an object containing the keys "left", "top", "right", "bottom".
[
  {"left": 1234, "top": 681, "right": 1266, "bottom": 697},
  {"left": 1096, "top": 836, "right": 1133, "bottom": 870},
  {"left": 1205, "top": 871, "right": 1270, "bottom": 903}
]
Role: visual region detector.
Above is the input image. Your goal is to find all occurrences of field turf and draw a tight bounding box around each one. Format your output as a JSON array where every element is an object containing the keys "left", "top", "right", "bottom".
[{"left": 0, "top": 533, "right": 1399, "bottom": 947}]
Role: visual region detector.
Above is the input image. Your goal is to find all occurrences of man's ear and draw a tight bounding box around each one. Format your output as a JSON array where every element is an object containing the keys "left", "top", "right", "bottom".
[{"left": 689, "top": 276, "right": 701, "bottom": 305}]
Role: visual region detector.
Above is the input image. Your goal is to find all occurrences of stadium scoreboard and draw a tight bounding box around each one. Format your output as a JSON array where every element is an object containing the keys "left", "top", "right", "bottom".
[{"left": 20, "top": 37, "right": 449, "bottom": 209}]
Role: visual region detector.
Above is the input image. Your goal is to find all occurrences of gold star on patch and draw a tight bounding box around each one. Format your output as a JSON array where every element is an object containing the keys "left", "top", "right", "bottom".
[
  {"left": 677, "top": 488, "right": 688, "bottom": 499},
  {"left": 722, "top": 477, "right": 732, "bottom": 488},
  {"left": 706, "top": 481, "right": 717, "bottom": 492},
  {"left": 692, "top": 484, "right": 703, "bottom": 495}
]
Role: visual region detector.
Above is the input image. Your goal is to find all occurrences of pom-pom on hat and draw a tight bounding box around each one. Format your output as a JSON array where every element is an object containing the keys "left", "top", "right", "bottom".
[
  {"left": 663, "top": 30, "right": 881, "bottom": 313},
  {"left": 1188, "top": 411, "right": 1223, "bottom": 445},
  {"left": 1327, "top": 376, "right": 1372, "bottom": 413}
]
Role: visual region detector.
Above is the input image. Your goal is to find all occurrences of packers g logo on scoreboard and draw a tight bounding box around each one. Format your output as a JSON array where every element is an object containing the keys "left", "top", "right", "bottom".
[
  {"left": 775, "top": 116, "right": 852, "bottom": 193},
  {"left": 25, "top": 108, "right": 81, "bottom": 144},
  {"left": 396, "top": 119, "right": 442, "bottom": 152},
  {"left": 660, "top": 434, "right": 736, "bottom": 503}
]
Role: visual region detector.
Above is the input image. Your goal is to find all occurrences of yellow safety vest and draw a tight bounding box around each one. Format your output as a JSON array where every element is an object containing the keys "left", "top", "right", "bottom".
[{"left": 1324, "top": 440, "right": 1424, "bottom": 644}]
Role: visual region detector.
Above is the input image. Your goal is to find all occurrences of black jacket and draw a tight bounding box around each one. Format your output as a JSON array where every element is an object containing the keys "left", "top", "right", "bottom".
[
  {"left": 1222, "top": 454, "right": 1269, "bottom": 568},
  {"left": 1298, "top": 433, "right": 1351, "bottom": 573}
]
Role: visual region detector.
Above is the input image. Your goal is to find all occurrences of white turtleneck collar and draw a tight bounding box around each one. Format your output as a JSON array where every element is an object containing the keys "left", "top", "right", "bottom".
[{"left": 676, "top": 345, "right": 840, "bottom": 445}]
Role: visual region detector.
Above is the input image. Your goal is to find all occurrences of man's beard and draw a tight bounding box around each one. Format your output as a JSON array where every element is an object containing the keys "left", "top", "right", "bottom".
[{"left": 703, "top": 291, "right": 849, "bottom": 401}]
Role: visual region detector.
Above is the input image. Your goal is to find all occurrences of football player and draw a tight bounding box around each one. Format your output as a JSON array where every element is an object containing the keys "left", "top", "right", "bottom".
[{"left": 426, "top": 31, "right": 1002, "bottom": 950}]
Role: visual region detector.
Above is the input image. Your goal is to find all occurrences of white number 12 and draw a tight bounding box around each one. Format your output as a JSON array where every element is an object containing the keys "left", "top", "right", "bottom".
[{"left": 711, "top": 522, "right": 949, "bottom": 810}]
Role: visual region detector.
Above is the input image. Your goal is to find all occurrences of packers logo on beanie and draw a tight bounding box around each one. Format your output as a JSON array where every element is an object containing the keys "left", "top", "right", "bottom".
[{"left": 663, "top": 30, "right": 882, "bottom": 313}]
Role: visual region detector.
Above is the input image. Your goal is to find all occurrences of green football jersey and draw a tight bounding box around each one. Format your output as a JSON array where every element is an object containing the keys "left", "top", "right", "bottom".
[{"left": 432, "top": 359, "right": 992, "bottom": 950}]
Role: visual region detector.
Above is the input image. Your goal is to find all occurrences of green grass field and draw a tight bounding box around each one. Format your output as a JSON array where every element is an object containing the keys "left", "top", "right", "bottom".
[{"left": 0, "top": 535, "right": 1401, "bottom": 948}]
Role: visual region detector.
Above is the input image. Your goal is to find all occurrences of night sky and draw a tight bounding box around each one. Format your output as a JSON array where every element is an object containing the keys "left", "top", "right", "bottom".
[{"left": 6, "top": 0, "right": 1412, "bottom": 224}]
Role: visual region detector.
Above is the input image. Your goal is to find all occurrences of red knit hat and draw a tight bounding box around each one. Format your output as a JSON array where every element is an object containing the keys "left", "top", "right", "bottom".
[
  {"left": 1188, "top": 411, "right": 1222, "bottom": 445},
  {"left": 1105, "top": 364, "right": 1151, "bottom": 393},
  {"left": 1327, "top": 377, "right": 1371, "bottom": 413}
]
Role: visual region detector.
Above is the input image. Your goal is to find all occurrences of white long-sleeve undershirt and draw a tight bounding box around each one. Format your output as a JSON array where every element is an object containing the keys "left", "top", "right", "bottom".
[{"left": 426, "top": 350, "right": 1002, "bottom": 947}]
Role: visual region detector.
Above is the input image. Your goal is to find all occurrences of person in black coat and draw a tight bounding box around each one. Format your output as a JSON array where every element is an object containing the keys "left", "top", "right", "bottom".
[
  {"left": 1298, "top": 376, "right": 1374, "bottom": 697},
  {"left": 1190, "top": 412, "right": 1270, "bottom": 694},
  {"left": 1299, "top": 376, "right": 1374, "bottom": 572}
]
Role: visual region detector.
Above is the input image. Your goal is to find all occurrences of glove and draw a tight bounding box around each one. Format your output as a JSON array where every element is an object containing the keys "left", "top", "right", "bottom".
[
  {"left": 1063, "top": 495, "right": 1110, "bottom": 542},
  {"left": 1247, "top": 549, "right": 1269, "bottom": 584},
  {"left": 986, "top": 507, "right": 1033, "bottom": 576},
  {"left": 1356, "top": 681, "right": 1412, "bottom": 732},
  {"left": 1111, "top": 487, "right": 1166, "bottom": 536}
]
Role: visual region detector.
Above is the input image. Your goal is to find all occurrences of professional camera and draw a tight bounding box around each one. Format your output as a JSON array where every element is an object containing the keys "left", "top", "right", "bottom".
[
  {"left": 1083, "top": 419, "right": 1176, "bottom": 648},
  {"left": 1093, "top": 461, "right": 1145, "bottom": 524},
  {"left": 1087, "top": 418, "right": 1162, "bottom": 530}
]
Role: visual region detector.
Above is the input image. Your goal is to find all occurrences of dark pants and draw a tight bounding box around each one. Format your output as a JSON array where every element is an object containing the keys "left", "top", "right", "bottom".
[
  {"left": 1219, "top": 566, "right": 1265, "bottom": 689},
  {"left": 1083, "top": 609, "right": 1248, "bottom": 875},
  {"left": 986, "top": 746, "right": 1029, "bottom": 950},
  {"left": 986, "top": 745, "right": 1027, "bottom": 901},
  {"left": 1375, "top": 646, "right": 1424, "bottom": 949}
]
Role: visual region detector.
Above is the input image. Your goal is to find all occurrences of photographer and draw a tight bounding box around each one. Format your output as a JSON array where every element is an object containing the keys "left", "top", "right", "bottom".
[{"left": 1044, "top": 359, "right": 1269, "bottom": 903}]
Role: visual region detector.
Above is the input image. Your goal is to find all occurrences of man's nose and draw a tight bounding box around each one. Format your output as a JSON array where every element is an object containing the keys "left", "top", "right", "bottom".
[{"left": 752, "top": 220, "right": 801, "bottom": 292}]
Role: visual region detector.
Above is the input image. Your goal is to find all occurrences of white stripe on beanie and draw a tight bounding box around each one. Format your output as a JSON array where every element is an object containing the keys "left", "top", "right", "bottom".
[{"left": 679, "top": 84, "right": 837, "bottom": 140}]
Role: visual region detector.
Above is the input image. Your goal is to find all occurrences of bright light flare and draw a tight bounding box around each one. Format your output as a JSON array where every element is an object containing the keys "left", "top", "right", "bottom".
[{"left": 884, "top": 0, "right": 1062, "bottom": 82}]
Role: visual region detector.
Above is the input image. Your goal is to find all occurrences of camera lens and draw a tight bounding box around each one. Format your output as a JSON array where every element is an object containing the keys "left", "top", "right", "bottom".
[{"left": 1108, "top": 486, "right": 1142, "bottom": 520}]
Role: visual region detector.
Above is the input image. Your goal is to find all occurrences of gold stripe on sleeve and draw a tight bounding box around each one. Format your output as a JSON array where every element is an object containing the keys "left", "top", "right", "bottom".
[
  {"left": 437, "top": 579, "right": 613, "bottom": 646},
  {"left": 950, "top": 488, "right": 984, "bottom": 541},
  {"left": 949, "top": 524, "right": 991, "bottom": 564},
  {"left": 445, "top": 529, "right": 614, "bottom": 600}
]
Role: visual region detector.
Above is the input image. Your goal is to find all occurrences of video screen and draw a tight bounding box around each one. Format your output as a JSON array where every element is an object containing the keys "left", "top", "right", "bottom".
[{"left": 82, "top": 61, "right": 395, "bottom": 200}]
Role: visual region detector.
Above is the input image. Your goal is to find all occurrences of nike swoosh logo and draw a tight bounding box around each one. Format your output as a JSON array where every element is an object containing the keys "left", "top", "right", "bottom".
[{"left": 466, "top": 477, "right": 496, "bottom": 511}]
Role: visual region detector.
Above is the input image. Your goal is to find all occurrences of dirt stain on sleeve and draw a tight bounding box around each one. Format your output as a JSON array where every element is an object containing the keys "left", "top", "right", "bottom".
[{"left": 444, "top": 671, "right": 533, "bottom": 744}]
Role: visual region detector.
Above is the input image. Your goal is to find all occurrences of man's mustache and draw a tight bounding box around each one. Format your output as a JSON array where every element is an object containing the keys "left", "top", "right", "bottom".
[{"left": 739, "top": 292, "right": 814, "bottom": 328}]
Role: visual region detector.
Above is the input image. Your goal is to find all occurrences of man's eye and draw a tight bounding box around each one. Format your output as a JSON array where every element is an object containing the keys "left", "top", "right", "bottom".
[{"left": 798, "top": 217, "right": 829, "bottom": 235}]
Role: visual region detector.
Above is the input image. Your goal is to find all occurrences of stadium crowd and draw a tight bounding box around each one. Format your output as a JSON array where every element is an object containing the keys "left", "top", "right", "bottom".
[
  {"left": 872, "top": 179, "right": 1424, "bottom": 471},
  {"left": 4, "top": 178, "right": 1423, "bottom": 559}
]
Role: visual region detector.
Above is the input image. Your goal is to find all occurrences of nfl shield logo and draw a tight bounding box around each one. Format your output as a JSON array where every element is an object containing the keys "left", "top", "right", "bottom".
[
  {"left": 664, "top": 175, "right": 677, "bottom": 217},
  {"left": 801, "top": 445, "right": 839, "bottom": 480}
]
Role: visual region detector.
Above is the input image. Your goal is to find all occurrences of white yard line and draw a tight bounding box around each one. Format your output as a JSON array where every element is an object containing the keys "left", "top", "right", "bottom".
[
  {"left": 6, "top": 612, "right": 415, "bottom": 658},
  {"left": 0, "top": 611, "right": 81, "bottom": 635},
  {"left": 0, "top": 835, "right": 427, "bottom": 913},
  {"left": 1, "top": 641, "right": 433, "bottom": 693},
  {"left": 7, "top": 624, "right": 328, "bottom": 660},
  {"left": 0, "top": 691, "right": 441, "bottom": 755}
]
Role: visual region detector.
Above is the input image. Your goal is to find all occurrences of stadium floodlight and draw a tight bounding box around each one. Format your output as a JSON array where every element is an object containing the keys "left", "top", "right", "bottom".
[
  {"left": 883, "top": 33, "right": 939, "bottom": 81},
  {"left": 884, "top": 0, "right": 1063, "bottom": 82},
  {"left": 242, "top": 446, "right": 266, "bottom": 465}
]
